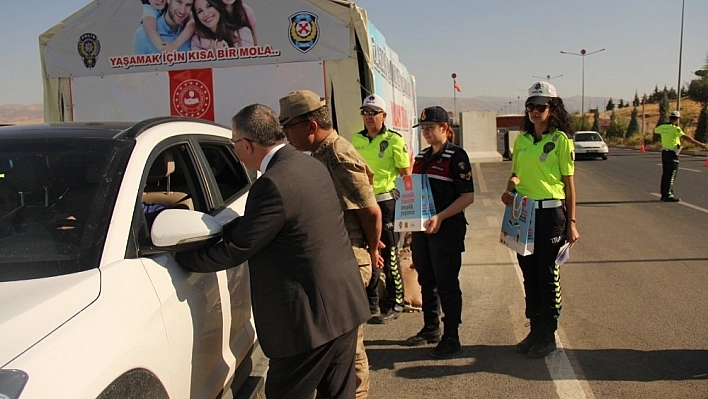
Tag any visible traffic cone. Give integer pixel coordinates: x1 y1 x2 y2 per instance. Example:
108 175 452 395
704 155 708 167
640 143 645 153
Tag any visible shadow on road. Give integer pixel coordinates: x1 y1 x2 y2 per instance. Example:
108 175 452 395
365 343 708 382
577 200 661 206
565 257 708 266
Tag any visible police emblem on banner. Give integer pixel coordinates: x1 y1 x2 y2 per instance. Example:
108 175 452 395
77 33 100 69
289 12 319 53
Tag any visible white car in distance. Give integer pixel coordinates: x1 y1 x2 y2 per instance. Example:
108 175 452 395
574 130 609 160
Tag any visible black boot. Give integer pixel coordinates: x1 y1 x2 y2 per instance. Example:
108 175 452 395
430 333 461 358
514 320 539 354
405 324 441 346
527 323 556 358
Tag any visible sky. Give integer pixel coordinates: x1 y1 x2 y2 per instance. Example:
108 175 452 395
1 0 707 106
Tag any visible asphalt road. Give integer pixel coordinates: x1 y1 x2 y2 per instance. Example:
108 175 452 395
363 148 708 399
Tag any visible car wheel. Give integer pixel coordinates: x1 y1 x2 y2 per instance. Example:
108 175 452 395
602 154 608 160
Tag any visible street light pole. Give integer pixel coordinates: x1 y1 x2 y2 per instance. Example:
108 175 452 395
451 72 457 125
676 0 685 112
560 48 606 122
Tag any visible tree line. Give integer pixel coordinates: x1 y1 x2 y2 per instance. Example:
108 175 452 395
586 54 708 143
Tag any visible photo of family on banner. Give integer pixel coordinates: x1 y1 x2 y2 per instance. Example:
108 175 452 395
394 174 436 232
500 193 535 256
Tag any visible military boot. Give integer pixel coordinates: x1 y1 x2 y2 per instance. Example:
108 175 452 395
527 323 557 358
430 333 461 358
405 324 441 346
514 320 539 354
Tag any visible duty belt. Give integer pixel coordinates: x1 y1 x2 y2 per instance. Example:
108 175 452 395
375 192 394 202
535 199 563 209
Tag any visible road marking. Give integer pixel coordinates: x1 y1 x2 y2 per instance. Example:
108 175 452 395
508 249 596 399
474 163 487 193
650 193 708 213
655 163 702 173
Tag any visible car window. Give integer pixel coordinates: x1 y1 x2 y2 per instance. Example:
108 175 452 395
136 143 209 250
576 133 602 142
198 142 250 207
0 138 133 281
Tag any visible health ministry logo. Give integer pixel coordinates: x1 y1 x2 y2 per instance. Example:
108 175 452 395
289 12 319 53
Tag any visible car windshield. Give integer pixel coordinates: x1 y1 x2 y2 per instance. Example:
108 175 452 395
575 133 603 142
0 138 133 282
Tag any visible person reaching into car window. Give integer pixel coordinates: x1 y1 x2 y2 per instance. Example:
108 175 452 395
175 104 370 399
500 81 579 358
653 110 708 202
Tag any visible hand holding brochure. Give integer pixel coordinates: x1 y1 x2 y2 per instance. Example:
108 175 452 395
394 174 436 232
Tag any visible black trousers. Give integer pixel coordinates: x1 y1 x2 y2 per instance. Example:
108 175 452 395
265 327 359 399
366 199 404 310
660 150 679 198
411 218 466 331
517 206 565 331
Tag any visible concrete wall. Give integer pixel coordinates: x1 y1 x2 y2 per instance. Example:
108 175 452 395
460 111 503 162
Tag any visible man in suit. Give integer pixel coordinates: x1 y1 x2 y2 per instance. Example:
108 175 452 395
176 104 370 399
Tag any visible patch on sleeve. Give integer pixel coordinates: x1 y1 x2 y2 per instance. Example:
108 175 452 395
457 161 472 180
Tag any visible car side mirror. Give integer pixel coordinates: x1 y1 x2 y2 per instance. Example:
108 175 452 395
151 209 222 250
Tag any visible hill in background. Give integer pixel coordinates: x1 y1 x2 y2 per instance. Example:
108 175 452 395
2 99 703 135
0 104 43 125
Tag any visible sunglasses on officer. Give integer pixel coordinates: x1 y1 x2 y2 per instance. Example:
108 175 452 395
360 109 382 116
525 103 549 113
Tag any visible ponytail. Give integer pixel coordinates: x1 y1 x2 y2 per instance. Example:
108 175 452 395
445 123 455 143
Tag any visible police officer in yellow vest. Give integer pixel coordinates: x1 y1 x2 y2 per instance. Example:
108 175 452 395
501 81 580 358
653 110 708 202
353 94 410 323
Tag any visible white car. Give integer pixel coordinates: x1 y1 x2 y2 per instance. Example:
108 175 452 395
0 118 259 399
574 131 609 160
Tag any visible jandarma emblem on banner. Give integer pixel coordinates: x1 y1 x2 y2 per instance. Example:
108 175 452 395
289 12 319 53
77 33 101 69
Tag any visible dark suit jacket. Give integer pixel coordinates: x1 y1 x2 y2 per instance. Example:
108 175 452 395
177 145 370 358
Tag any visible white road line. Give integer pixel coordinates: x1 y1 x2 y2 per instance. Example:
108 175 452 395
650 193 708 213
655 163 703 173
508 249 595 399
474 163 487 193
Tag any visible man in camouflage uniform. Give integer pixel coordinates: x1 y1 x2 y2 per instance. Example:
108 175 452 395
279 90 382 399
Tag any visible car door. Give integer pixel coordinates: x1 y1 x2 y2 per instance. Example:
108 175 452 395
192 139 255 369
133 140 241 399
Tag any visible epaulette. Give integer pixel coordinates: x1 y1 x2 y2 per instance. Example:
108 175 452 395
385 129 403 139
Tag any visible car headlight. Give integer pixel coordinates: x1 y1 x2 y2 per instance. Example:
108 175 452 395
0 370 28 399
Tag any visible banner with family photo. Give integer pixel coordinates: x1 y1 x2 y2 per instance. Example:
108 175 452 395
42 0 352 79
